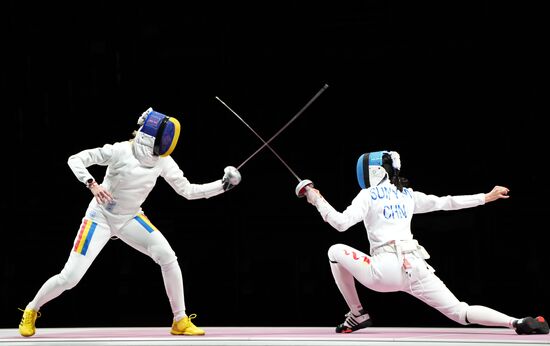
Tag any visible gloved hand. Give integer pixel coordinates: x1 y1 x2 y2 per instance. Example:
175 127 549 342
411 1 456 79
222 166 241 191
295 179 314 198
296 179 322 205
305 186 323 206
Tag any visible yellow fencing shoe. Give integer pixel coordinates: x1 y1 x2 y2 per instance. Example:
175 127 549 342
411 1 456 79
19 308 40 337
170 314 205 336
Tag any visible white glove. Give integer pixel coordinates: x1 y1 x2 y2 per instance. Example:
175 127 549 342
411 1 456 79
305 187 323 206
222 166 241 191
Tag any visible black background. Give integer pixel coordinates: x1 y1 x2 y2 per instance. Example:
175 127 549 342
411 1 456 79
2 0 547 329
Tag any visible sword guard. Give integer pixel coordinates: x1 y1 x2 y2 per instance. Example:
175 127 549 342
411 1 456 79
296 179 314 198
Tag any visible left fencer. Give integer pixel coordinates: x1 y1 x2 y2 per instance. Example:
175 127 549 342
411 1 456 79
18 107 241 337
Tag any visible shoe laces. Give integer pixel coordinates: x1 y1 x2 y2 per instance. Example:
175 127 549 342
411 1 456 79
343 312 357 327
18 308 40 326
344 310 368 327
186 314 198 326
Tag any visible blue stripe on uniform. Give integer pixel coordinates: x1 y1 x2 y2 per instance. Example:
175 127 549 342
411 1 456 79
134 215 156 233
80 222 97 256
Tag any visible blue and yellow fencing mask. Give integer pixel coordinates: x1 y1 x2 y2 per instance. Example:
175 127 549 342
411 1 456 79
133 108 181 167
138 108 181 157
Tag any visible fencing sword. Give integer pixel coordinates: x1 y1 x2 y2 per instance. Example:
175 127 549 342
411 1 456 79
215 84 328 197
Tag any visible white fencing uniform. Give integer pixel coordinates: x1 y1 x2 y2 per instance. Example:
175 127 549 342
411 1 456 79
26 140 225 321
312 179 516 327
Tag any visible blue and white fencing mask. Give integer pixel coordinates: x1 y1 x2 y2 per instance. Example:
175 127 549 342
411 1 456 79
133 107 181 166
356 151 401 189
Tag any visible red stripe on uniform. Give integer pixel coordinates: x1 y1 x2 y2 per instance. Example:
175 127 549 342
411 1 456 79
74 219 89 251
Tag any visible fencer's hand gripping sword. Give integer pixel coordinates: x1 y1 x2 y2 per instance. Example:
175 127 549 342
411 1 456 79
216 84 328 197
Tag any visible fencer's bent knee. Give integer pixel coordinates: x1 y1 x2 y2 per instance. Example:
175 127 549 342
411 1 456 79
57 269 84 290
161 258 180 273
150 244 177 266
443 301 469 325
328 244 345 262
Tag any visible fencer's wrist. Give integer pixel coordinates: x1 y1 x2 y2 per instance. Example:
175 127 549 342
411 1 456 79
312 193 325 207
86 178 98 189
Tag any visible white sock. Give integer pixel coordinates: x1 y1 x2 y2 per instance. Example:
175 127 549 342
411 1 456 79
174 312 187 322
466 305 516 328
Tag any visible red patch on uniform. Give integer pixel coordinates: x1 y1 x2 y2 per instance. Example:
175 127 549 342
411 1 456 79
343 249 371 265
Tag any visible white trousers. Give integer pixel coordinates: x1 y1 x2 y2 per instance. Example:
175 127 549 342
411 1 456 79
27 208 186 320
327 243 515 327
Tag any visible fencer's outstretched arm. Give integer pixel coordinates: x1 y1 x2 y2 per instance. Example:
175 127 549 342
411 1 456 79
162 158 241 200
303 185 509 232
412 185 510 214
304 187 364 232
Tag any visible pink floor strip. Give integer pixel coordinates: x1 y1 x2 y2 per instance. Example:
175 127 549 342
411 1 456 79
1 327 548 345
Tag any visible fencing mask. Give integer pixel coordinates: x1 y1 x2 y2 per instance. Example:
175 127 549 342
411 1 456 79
133 108 181 166
356 151 401 189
